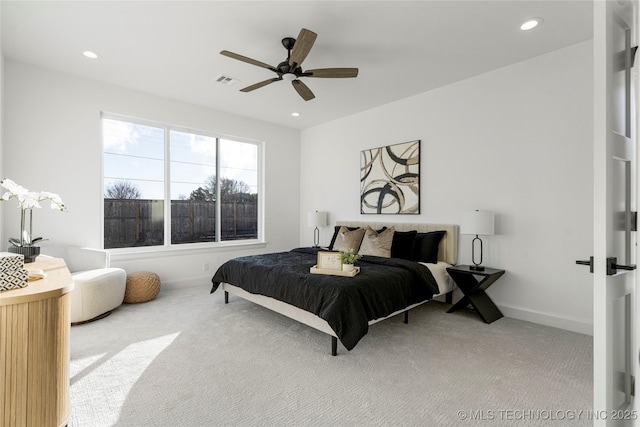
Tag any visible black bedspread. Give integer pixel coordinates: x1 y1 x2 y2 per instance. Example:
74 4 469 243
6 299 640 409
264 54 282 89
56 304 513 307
211 248 439 350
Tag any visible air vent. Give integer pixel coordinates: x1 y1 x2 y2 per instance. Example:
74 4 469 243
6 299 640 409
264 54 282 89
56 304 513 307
215 75 240 86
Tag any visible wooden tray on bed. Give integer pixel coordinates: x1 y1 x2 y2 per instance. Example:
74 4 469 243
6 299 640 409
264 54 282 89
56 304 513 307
310 265 360 277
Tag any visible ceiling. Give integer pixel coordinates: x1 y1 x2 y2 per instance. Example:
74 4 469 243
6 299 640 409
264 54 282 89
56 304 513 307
1 1 593 130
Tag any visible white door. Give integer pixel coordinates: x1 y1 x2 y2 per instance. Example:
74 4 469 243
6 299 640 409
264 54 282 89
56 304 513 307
592 0 638 424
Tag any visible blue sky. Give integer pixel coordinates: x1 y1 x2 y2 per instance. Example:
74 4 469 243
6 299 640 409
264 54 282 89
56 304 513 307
103 118 258 200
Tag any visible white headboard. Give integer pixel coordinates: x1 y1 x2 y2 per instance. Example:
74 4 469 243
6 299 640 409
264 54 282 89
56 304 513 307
336 221 459 265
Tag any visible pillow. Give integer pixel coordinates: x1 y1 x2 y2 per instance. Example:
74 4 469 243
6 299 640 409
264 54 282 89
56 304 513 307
328 225 386 250
413 230 446 264
358 226 395 258
332 226 366 253
328 226 358 250
391 230 417 260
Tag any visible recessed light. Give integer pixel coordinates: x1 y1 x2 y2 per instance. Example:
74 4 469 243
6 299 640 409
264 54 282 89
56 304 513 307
82 51 100 59
520 18 543 31
291 112 300 117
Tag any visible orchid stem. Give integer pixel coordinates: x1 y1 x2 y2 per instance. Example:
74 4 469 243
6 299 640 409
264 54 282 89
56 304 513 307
29 209 33 246
20 208 25 246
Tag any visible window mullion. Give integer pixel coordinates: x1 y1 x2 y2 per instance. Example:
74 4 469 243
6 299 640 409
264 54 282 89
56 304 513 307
215 138 221 242
164 127 171 246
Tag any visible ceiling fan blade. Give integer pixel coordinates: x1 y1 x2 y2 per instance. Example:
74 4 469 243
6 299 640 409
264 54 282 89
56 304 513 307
292 80 315 101
289 28 317 68
240 78 281 92
220 50 277 72
305 68 359 78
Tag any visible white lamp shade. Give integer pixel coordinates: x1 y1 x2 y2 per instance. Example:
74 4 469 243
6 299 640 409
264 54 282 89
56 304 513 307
308 211 328 228
460 211 495 236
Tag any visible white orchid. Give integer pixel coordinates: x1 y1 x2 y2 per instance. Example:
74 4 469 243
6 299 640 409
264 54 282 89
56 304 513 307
0 178 28 203
0 178 67 247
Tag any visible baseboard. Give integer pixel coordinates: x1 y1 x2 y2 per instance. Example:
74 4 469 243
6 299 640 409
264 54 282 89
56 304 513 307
497 302 593 336
160 275 213 291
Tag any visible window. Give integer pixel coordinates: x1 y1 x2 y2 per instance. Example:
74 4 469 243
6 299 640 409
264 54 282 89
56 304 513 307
102 115 260 249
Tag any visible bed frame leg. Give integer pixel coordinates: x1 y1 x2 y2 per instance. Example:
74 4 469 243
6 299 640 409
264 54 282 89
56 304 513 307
331 336 337 356
224 291 229 304
404 311 409 324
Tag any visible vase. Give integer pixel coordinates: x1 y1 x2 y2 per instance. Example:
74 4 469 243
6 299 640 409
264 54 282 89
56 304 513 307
8 246 41 263
342 263 354 272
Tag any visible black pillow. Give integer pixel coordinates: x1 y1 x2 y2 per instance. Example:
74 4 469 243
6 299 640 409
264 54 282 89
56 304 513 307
413 230 446 264
390 230 417 260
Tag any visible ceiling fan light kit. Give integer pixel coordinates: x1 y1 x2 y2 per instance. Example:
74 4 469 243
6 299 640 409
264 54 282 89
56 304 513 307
220 28 358 101
282 73 297 82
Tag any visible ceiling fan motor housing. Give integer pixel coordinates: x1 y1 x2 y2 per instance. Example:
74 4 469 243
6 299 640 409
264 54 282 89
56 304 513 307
277 61 302 76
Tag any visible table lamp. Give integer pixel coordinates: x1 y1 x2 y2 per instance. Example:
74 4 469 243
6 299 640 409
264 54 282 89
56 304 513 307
460 210 495 271
308 211 327 248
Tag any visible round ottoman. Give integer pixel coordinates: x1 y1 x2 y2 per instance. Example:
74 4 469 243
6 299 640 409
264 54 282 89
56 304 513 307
125 271 161 303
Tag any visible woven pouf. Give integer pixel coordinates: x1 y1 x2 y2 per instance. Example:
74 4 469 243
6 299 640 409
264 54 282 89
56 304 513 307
124 271 161 303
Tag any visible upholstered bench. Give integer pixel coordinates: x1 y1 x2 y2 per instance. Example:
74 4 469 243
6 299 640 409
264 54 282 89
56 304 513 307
70 267 127 323
40 246 126 324
125 271 161 303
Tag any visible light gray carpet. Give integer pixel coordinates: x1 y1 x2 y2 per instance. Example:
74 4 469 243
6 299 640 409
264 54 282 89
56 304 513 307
68 284 593 426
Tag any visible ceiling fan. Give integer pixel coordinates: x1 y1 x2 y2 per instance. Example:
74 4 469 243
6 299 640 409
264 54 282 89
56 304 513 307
220 28 358 101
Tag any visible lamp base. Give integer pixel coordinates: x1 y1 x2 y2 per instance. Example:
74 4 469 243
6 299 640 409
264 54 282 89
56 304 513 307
313 227 320 248
470 235 485 272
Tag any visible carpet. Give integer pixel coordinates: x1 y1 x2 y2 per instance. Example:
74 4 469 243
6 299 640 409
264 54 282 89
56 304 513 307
68 284 593 426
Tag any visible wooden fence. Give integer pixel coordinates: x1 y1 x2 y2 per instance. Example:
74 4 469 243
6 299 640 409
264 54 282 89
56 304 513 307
104 199 257 248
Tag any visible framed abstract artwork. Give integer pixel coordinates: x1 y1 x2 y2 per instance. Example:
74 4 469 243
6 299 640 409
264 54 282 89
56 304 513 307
360 140 420 214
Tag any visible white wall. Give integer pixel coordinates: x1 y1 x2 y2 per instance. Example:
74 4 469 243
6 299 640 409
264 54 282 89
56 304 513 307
300 41 594 334
0 7 4 247
3 60 301 288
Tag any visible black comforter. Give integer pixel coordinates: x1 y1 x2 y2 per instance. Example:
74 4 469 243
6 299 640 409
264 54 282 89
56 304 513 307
211 247 439 350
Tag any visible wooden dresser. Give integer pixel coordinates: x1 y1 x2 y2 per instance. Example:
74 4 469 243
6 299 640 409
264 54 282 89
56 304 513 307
0 256 74 427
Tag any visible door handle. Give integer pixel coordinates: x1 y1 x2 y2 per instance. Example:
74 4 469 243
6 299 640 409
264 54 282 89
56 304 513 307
607 257 637 275
575 257 637 275
576 256 594 273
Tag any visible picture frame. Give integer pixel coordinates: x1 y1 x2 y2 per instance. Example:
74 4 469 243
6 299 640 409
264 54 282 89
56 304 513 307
360 139 420 214
317 251 342 271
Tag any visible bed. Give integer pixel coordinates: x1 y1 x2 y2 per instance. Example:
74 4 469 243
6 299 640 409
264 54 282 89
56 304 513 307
211 221 458 355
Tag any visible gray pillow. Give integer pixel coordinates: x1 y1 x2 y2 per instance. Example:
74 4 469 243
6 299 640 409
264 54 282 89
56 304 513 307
358 226 395 258
332 226 366 253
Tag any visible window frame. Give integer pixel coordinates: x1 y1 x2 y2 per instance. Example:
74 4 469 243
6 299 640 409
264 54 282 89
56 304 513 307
101 112 265 254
